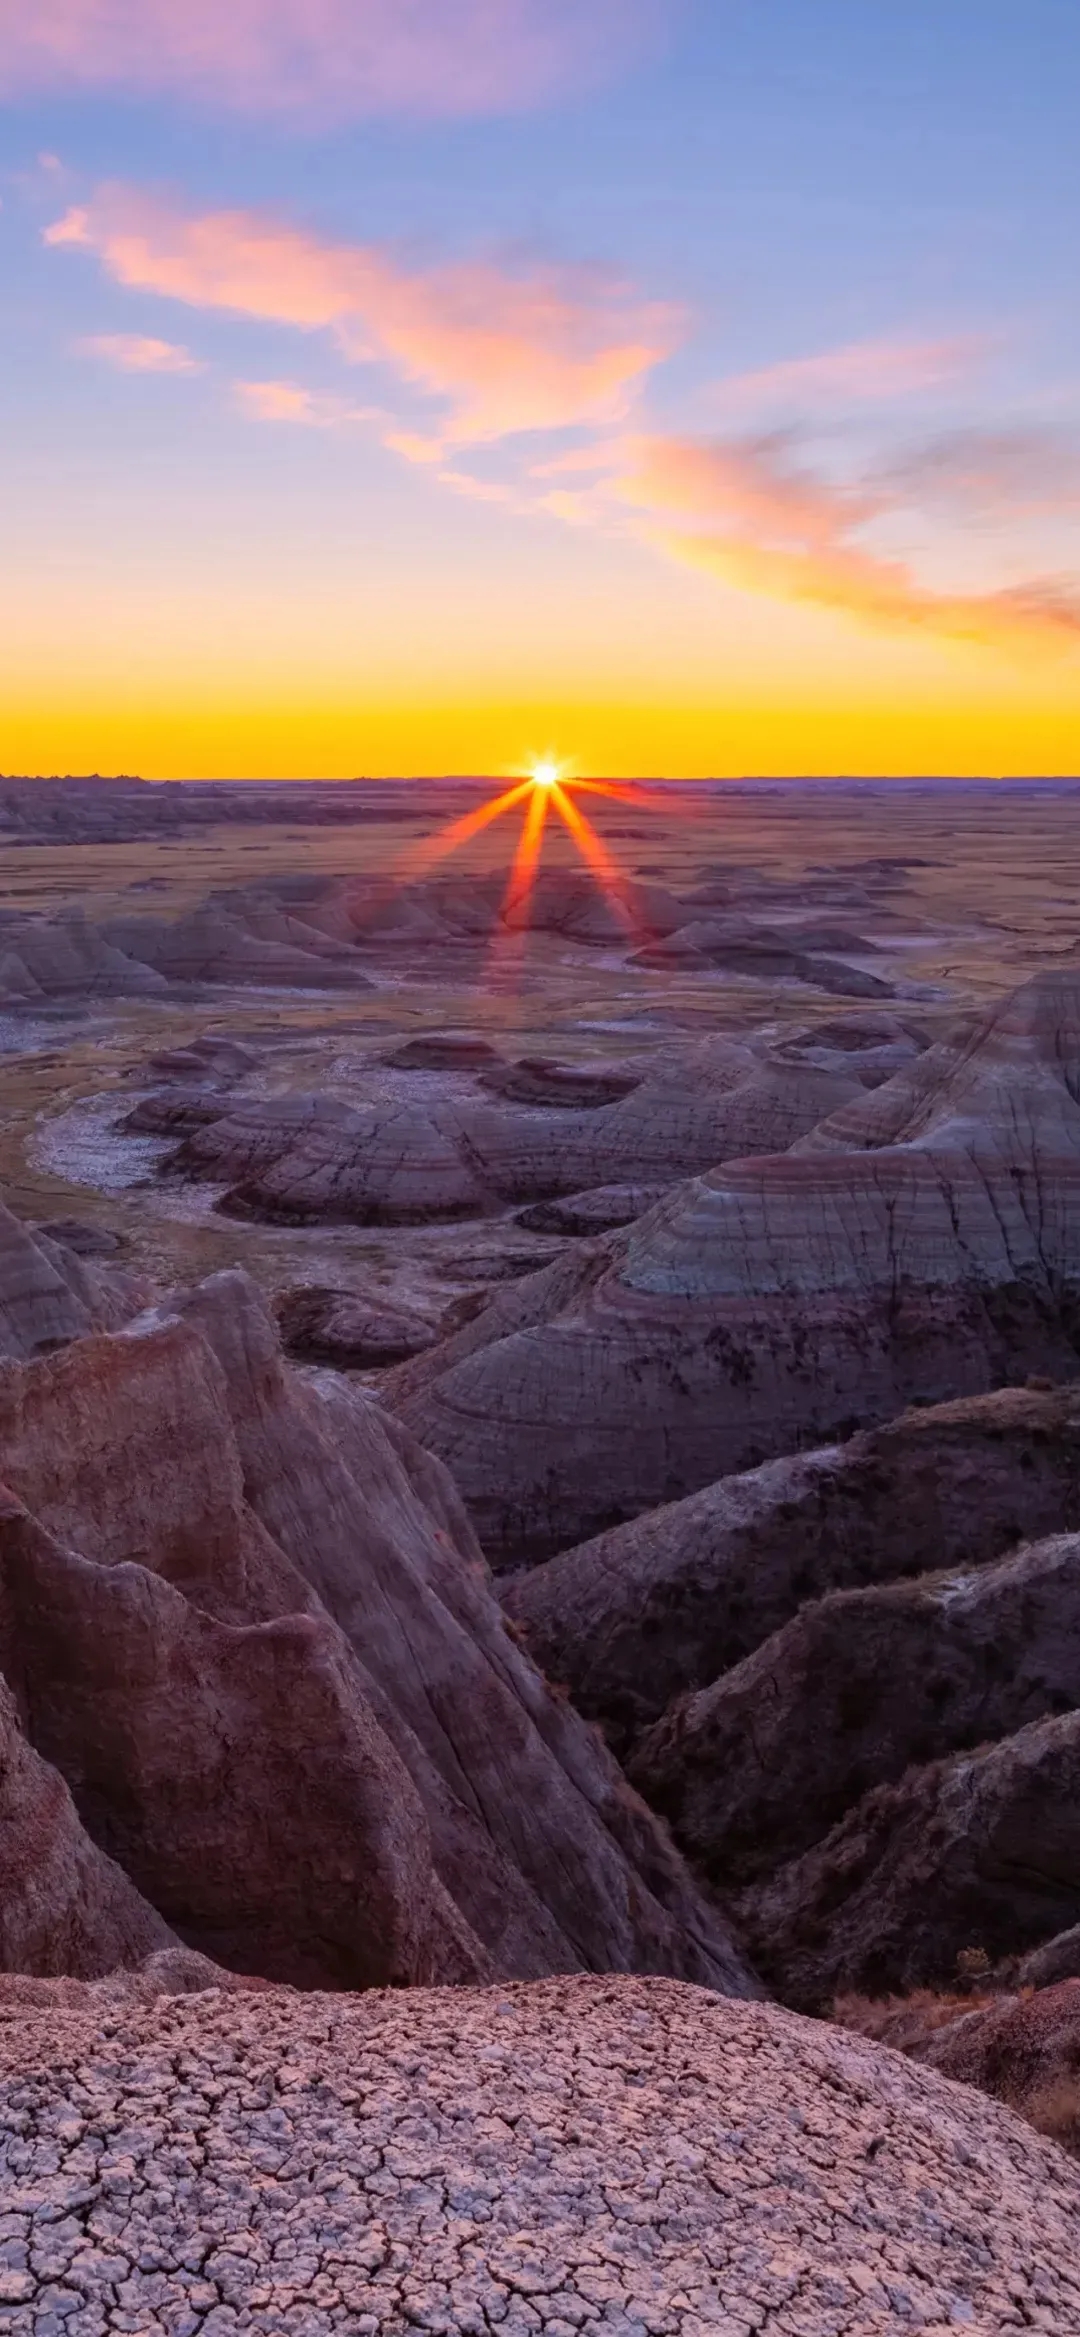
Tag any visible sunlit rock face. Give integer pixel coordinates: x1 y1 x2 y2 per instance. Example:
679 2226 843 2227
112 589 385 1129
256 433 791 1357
0 910 169 1003
387 971 1080 1561
0 1268 756 1997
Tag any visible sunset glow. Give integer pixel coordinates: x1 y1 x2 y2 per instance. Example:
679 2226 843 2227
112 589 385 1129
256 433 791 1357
1 5 1077 775
392 766 652 965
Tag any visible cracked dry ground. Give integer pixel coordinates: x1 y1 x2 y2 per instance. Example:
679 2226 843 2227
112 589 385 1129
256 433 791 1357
3 1980 1080 2337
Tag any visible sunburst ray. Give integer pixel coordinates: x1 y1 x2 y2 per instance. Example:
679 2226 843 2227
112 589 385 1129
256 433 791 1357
378 763 659 981
549 782 645 940
396 777 534 884
488 780 552 985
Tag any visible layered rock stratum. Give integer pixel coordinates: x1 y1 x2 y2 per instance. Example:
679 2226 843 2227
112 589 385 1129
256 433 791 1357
0 1204 146 1363
0 1262 754 1998
0 854 932 1006
165 1031 870 1225
632 1531 1080 1891
387 970 1080 1559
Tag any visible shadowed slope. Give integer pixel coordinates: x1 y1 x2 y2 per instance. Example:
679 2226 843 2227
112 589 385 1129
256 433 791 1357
502 1382 1080 1749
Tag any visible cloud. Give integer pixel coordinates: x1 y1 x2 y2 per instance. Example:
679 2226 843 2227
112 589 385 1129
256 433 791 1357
78 331 202 373
47 186 677 445
233 377 378 426
882 427 1080 518
618 432 1080 653
0 0 661 119
711 336 983 417
618 431 882 547
46 184 1077 662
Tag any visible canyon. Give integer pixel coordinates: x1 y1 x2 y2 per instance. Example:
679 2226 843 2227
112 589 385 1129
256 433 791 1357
5 775 1080 2325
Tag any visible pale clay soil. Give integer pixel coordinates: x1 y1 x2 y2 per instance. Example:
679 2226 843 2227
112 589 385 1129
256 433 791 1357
3 1976 1080 2337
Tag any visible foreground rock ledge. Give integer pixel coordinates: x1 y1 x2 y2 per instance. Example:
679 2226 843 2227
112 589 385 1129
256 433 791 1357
1 1976 1078 2335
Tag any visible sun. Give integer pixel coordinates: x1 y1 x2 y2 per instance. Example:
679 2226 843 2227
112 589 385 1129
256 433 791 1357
395 761 664 973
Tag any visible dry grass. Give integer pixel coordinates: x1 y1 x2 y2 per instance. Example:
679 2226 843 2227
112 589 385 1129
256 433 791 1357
1024 2076 1080 2154
833 1987 996 2056
835 1984 1080 2161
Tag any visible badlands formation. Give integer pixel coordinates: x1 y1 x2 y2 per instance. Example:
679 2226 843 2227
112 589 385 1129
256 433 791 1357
5 777 1080 2322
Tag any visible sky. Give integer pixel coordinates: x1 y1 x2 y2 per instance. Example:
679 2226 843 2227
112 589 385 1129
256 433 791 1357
1 0 1078 778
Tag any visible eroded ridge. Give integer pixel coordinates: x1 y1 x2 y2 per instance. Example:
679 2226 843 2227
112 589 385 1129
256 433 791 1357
2 1974 1079 2335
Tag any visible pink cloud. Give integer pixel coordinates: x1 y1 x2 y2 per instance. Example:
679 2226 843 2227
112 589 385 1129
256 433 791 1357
617 432 882 549
233 378 377 426
712 336 984 415
47 186 677 445
78 331 202 373
618 432 1080 653
0 0 660 119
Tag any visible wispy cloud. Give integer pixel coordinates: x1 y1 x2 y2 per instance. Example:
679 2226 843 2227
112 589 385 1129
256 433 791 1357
0 0 661 119
617 432 1080 652
710 336 984 417
47 186 678 446
78 330 202 374
881 427 1080 518
232 377 378 426
45 184 1080 660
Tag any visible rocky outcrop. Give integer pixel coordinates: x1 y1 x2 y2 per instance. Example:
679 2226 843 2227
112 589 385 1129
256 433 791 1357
382 1032 502 1069
0 1202 145 1362
423 866 688 944
1019 1922 1080 1987
479 1053 646 1107
205 1093 494 1221
32 1220 124 1258
504 1384 1080 2013
515 1181 669 1234
0 1486 473 1990
480 1036 861 1197
923 1980 1080 2153
0 909 168 1001
275 1282 440 1367
173 1034 864 1227
502 1383 1080 1746
765 1010 929 1086
794 966 1080 1159
0 1670 177 1980
2 1974 1079 2335
736 1710 1080 2007
633 922 895 998
835 1975 1080 2156
0 1273 756 1996
139 1035 262 1083
122 1089 236 1135
388 971 1080 1560
631 1531 1080 1887
102 900 376 990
